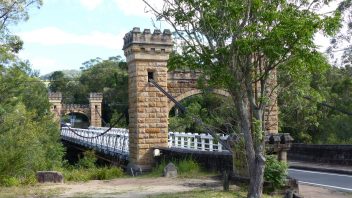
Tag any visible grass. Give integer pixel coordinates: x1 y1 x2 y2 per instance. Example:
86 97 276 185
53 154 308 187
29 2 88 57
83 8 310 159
148 189 282 198
62 166 124 182
147 158 217 178
0 185 65 198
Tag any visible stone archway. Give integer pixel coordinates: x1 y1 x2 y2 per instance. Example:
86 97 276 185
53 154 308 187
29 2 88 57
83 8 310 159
48 92 103 127
168 89 231 112
63 112 90 129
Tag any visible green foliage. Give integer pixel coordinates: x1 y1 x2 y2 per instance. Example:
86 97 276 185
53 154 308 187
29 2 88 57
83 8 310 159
0 0 65 187
151 158 201 177
63 167 123 182
177 159 200 175
280 65 352 144
47 56 128 127
169 94 237 134
0 0 42 59
77 150 97 169
62 150 123 182
264 156 288 191
0 63 64 187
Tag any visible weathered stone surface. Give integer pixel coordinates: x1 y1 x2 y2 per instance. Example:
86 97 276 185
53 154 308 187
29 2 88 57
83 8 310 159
163 162 178 178
49 92 103 127
126 163 143 176
36 171 64 183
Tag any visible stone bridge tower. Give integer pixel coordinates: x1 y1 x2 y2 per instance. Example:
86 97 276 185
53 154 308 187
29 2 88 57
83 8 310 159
123 27 173 170
48 92 103 127
48 92 62 121
89 93 103 127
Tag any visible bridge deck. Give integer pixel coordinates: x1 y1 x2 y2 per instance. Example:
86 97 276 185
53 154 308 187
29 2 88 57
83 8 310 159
61 127 229 160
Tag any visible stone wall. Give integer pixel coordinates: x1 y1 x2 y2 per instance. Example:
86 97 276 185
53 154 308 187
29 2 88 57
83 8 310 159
288 144 352 165
155 147 233 172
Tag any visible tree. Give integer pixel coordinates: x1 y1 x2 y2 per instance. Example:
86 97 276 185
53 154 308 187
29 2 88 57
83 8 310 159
143 1 345 197
79 56 128 126
49 71 68 92
327 1 352 67
169 94 237 134
1 0 42 60
0 0 64 185
0 62 64 185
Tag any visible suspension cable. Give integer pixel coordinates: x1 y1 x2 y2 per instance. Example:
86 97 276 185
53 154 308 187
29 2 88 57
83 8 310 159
148 79 233 153
58 108 127 139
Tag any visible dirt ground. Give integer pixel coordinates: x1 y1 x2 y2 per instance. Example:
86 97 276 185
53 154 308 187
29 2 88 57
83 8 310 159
39 177 226 198
1 177 352 198
299 184 352 198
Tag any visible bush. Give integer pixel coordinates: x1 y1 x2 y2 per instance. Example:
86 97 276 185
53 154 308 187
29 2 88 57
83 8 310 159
264 155 288 191
92 167 124 180
177 159 200 175
63 167 123 182
0 174 37 187
151 158 201 177
77 150 97 169
61 150 123 182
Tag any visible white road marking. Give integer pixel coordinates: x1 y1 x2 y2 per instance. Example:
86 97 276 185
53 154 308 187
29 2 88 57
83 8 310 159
299 181 352 192
289 168 352 178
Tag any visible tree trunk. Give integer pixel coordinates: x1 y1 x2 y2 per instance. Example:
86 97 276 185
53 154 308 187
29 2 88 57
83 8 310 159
248 107 266 198
233 91 266 198
248 153 265 198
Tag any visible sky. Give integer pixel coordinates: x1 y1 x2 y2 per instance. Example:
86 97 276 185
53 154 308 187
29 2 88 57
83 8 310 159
9 0 343 75
10 0 167 75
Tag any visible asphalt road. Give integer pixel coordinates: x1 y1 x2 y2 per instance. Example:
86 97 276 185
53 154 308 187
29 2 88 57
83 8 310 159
288 168 352 192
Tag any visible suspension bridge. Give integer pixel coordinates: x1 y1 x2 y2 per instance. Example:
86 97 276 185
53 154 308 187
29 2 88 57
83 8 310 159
60 126 230 162
55 27 292 171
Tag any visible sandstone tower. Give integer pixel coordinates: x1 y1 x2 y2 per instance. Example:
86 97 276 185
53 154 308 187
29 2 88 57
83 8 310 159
123 27 173 169
48 92 62 121
89 93 103 127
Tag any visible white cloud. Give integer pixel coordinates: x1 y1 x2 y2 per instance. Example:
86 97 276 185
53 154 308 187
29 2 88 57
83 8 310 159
18 27 125 50
114 0 163 17
19 54 60 74
79 0 103 10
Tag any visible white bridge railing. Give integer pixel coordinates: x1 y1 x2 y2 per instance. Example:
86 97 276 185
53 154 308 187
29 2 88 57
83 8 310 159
61 127 229 158
61 127 129 158
168 132 229 152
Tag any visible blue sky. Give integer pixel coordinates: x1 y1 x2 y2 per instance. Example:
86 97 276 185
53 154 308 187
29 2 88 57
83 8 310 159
9 0 343 75
10 0 167 75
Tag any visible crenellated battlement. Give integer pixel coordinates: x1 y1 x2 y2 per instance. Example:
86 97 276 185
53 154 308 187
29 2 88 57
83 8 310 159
122 27 173 56
48 92 62 101
89 92 103 100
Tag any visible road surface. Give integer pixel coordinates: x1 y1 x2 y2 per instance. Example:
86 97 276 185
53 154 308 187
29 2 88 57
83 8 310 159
289 168 352 192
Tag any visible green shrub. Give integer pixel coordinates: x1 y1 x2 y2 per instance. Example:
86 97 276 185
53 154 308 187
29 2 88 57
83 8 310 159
264 155 288 191
0 174 37 187
0 177 21 187
151 158 201 177
149 160 167 177
63 167 123 182
63 168 92 182
77 150 97 169
177 159 200 175
92 167 124 180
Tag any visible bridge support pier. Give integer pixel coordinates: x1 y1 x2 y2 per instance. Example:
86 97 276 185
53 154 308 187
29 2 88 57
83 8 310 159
123 27 173 170
49 92 62 122
89 93 103 127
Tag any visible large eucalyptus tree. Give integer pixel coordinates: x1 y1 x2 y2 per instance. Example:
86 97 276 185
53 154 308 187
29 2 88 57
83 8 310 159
143 0 347 197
